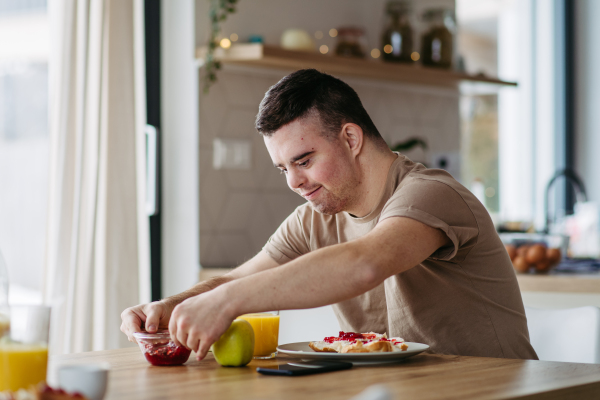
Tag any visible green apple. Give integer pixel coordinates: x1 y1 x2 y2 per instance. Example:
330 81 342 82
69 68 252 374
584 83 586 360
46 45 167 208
212 319 255 367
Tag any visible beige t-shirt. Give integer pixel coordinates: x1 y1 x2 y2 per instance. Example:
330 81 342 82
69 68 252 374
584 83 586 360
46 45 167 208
264 154 538 359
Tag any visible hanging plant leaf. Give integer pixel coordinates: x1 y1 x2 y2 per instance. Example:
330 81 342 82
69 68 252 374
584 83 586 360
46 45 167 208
390 137 428 152
203 0 238 93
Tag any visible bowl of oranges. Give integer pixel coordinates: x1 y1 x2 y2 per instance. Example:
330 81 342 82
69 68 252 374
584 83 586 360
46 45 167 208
499 233 568 274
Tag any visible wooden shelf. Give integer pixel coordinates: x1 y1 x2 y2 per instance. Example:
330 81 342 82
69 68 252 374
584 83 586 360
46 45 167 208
196 44 517 89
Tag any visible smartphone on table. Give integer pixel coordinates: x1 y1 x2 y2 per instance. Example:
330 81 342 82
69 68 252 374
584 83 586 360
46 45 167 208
256 360 352 376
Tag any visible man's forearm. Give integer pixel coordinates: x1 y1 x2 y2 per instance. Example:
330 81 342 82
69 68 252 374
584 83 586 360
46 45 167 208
162 274 234 308
214 217 446 319
161 250 280 309
218 241 379 317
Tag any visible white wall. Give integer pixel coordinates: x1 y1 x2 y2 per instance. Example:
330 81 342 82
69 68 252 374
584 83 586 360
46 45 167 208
575 0 600 204
279 307 340 344
161 0 200 296
497 1 534 223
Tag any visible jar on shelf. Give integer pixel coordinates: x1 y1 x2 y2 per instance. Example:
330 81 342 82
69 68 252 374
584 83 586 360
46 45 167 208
381 0 414 63
421 8 455 69
334 27 367 58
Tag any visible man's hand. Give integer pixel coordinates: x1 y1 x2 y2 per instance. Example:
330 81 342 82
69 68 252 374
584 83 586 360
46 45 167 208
168 287 235 361
119 251 279 345
120 300 175 342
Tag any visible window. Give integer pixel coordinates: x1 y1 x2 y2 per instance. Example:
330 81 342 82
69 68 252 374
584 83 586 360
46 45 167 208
457 0 501 216
458 0 562 229
460 94 499 213
0 0 49 304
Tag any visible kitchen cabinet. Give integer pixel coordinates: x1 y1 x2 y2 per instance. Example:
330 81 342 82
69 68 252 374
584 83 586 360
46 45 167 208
517 274 600 309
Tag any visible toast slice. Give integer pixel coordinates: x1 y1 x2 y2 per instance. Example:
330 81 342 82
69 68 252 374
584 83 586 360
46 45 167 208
309 331 408 354
341 340 394 353
308 340 352 353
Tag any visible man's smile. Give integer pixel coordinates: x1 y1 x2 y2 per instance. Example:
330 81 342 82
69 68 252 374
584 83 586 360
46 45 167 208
302 186 322 200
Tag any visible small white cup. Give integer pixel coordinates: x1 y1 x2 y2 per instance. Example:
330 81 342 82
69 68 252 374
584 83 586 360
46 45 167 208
57 363 110 400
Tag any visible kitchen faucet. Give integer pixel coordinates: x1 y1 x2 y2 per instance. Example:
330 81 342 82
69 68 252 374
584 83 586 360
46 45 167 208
543 168 588 234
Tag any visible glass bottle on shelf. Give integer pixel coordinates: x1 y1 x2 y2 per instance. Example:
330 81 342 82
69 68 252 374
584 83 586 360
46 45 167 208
421 8 455 69
0 247 9 337
381 0 414 63
335 27 367 58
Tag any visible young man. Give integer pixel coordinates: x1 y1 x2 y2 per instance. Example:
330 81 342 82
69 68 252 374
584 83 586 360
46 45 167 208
121 69 537 361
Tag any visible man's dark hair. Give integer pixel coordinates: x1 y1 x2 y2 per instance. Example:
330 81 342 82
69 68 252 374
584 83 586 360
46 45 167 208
255 69 386 147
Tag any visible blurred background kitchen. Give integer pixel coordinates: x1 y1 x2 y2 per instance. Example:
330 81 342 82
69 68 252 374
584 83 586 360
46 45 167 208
1 0 599 359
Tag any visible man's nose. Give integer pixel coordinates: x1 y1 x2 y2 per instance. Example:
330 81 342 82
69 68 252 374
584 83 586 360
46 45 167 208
286 169 306 191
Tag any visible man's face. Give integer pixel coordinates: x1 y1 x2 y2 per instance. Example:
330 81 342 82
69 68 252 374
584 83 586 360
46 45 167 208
264 116 361 215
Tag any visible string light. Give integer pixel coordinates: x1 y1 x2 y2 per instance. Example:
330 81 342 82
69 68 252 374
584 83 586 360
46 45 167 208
329 28 338 37
230 33 238 42
320 45 329 54
383 44 393 54
371 49 381 58
411 52 420 61
220 38 232 49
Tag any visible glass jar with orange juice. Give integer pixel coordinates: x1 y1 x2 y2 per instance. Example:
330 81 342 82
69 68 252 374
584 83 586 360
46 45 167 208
0 305 50 392
237 311 279 359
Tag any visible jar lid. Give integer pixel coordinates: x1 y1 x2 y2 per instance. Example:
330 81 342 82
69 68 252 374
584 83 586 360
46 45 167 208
132 330 171 340
336 27 365 37
386 0 412 14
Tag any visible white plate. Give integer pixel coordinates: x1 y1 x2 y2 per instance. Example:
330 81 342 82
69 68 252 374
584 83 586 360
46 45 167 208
277 341 429 362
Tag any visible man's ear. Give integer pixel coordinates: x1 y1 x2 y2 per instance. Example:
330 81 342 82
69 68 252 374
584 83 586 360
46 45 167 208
341 123 364 157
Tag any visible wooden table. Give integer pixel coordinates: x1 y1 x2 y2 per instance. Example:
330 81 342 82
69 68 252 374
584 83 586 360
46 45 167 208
49 347 600 399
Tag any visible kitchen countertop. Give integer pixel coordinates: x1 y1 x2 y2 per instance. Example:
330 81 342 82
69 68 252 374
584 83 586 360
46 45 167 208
516 273 600 293
49 347 600 399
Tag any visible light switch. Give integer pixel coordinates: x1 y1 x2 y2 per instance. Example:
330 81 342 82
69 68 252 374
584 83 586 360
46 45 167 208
213 138 252 170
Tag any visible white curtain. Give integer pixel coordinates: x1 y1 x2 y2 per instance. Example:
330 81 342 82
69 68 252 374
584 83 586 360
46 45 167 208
44 0 150 354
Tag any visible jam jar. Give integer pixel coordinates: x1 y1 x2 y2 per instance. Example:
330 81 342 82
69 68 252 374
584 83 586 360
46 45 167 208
133 330 192 366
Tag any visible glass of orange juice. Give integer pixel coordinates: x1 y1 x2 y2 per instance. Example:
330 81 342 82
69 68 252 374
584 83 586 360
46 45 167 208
237 311 279 359
0 305 50 392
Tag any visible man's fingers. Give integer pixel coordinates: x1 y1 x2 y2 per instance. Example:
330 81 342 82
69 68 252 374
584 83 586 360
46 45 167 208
120 309 143 342
169 316 181 347
197 339 212 361
124 321 142 342
119 321 135 342
144 306 162 333
176 331 189 350
186 332 201 353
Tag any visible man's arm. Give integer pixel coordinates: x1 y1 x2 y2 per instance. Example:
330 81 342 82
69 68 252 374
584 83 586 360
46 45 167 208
169 216 450 358
161 250 279 308
120 250 279 341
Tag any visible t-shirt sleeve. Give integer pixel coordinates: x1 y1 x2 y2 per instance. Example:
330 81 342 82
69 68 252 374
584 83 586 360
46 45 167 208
379 177 479 261
263 205 311 264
